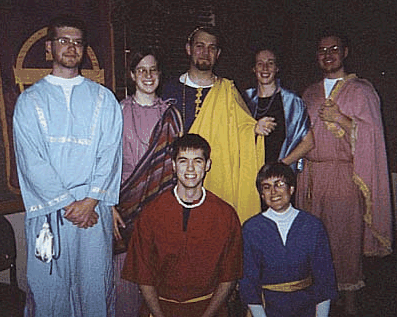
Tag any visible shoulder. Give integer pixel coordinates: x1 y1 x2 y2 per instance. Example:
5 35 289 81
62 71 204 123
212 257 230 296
244 87 256 99
346 76 378 94
142 190 175 214
295 209 325 231
242 213 264 230
280 87 301 100
163 77 182 89
205 190 241 223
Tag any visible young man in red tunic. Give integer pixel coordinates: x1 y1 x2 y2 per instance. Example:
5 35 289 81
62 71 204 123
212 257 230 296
122 134 243 317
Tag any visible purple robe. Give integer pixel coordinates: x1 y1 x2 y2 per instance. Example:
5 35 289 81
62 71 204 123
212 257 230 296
296 75 392 290
116 96 170 317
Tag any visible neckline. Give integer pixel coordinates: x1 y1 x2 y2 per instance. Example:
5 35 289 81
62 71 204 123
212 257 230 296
173 186 206 209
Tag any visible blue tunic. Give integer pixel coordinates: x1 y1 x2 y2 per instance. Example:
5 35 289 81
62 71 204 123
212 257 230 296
240 210 337 317
13 75 123 317
243 85 310 172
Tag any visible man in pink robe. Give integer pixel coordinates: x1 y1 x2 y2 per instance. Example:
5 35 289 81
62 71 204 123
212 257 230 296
290 29 392 315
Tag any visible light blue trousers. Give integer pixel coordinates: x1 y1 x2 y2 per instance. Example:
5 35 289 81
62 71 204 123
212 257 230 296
24 205 115 317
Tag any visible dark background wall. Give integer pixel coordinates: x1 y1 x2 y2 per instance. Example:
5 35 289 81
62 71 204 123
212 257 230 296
112 0 397 172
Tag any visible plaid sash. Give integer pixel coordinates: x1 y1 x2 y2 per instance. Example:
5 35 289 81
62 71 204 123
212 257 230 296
114 106 183 254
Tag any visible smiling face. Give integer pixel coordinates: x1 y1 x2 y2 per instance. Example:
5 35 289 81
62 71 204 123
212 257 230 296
186 30 220 71
46 26 84 75
260 176 294 213
131 54 160 96
254 50 278 87
317 36 348 78
172 148 211 191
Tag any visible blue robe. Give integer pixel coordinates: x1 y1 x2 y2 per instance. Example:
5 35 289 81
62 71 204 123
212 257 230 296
240 210 337 317
13 75 123 317
243 85 310 172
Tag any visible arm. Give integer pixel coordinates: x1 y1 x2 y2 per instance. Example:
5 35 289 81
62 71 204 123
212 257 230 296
87 90 123 206
13 92 75 216
281 129 314 165
318 99 353 133
140 285 165 317
255 117 277 136
112 206 126 240
202 281 236 317
63 197 99 228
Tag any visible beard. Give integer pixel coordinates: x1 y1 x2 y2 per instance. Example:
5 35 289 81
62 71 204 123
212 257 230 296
193 58 213 71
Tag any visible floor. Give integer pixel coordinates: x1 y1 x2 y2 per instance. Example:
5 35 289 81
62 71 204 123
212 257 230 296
330 254 397 317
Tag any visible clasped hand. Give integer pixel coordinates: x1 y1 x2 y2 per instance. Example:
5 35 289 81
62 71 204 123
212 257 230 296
64 197 99 229
318 99 341 122
255 117 276 136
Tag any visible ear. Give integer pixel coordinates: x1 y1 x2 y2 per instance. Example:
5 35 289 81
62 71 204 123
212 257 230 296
172 160 176 172
343 46 349 59
289 186 295 196
186 43 192 56
130 71 136 82
45 40 52 54
216 48 221 59
205 158 212 172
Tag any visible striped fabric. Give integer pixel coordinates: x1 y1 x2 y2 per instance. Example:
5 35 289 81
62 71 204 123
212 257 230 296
114 106 183 254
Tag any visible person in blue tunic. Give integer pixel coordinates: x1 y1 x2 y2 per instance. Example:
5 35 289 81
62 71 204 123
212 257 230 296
242 47 313 171
240 163 337 317
13 15 122 316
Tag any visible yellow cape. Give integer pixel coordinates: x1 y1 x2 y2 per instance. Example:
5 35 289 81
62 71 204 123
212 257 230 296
189 78 264 223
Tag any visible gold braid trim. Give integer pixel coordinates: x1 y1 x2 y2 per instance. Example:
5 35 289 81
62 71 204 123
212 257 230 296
324 74 357 139
158 293 213 304
262 276 312 292
352 172 392 254
194 87 203 118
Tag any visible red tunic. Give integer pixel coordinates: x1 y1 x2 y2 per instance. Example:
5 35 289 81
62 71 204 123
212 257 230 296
122 189 243 317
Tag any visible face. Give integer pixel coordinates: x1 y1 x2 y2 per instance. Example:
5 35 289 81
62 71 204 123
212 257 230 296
260 176 294 213
46 27 84 71
254 50 278 86
186 30 220 71
172 148 211 190
317 36 348 77
131 55 160 96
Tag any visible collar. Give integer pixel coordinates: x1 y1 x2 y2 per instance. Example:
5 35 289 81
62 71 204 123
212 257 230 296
179 72 214 89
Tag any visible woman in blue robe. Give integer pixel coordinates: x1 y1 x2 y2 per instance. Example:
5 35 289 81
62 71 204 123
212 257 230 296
240 163 337 316
242 47 312 172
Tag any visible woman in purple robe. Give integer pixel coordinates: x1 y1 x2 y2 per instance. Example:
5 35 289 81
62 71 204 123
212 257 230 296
113 47 171 317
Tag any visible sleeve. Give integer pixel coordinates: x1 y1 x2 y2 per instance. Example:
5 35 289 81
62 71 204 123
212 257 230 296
13 91 75 217
121 101 135 183
310 221 338 303
88 90 123 206
239 222 263 305
218 210 243 282
121 208 157 285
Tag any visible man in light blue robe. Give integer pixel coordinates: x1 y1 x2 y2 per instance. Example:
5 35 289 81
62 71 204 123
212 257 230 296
13 15 122 317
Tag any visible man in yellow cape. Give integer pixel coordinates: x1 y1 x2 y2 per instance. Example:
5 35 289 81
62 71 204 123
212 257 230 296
163 26 264 223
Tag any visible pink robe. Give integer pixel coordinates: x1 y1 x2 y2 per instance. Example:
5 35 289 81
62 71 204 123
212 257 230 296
116 96 169 317
296 75 392 291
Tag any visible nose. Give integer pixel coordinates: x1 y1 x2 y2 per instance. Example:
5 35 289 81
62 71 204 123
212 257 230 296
186 160 194 171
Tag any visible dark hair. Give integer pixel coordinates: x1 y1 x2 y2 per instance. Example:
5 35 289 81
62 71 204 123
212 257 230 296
256 162 296 194
171 134 211 161
251 44 281 69
129 47 162 72
316 28 349 50
187 26 222 50
47 14 87 42
129 47 162 94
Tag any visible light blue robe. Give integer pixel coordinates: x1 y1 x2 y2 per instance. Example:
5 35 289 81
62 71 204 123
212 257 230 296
13 75 123 317
243 84 310 172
